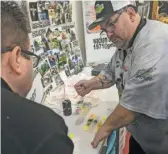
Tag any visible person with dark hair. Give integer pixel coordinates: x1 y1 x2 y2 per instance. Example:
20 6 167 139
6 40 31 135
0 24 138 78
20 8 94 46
75 1 168 154
1 1 74 154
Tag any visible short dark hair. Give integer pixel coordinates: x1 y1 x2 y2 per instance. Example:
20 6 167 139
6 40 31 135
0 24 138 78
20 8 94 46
1 1 29 50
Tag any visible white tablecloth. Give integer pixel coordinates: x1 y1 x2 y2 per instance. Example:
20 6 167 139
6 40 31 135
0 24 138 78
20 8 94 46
44 67 119 154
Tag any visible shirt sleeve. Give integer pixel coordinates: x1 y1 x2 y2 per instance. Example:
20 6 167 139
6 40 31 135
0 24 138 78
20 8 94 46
120 41 168 119
99 50 117 85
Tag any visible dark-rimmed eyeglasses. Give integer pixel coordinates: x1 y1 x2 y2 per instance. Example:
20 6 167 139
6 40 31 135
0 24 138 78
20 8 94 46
100 9 124 37
1 47 40 68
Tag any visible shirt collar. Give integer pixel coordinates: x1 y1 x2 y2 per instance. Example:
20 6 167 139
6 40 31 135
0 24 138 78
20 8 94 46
1 78 13 92
128 18 147 48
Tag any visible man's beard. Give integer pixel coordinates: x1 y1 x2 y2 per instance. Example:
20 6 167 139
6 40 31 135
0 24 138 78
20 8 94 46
110 38 129 49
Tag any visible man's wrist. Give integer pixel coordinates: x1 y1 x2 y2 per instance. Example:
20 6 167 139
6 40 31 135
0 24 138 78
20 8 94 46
89 77 102 90
96 77 104 88
103 121 114 133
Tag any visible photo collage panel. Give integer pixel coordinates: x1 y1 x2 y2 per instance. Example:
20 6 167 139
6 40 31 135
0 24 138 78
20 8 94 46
27 1 83 96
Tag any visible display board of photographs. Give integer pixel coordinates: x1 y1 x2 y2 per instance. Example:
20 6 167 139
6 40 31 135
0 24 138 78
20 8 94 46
27 1 84 98
29 1 72 30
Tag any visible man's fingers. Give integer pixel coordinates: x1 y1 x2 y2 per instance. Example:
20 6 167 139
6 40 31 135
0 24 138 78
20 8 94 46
74 82 87 97
74 85 82 90
78 90 85 95
91 137 100 148
76 87 85 93
91 130 108 148
75 86 83 91
74 84 86 91
78 90 86 97
74 81 84 87
91 133 102 148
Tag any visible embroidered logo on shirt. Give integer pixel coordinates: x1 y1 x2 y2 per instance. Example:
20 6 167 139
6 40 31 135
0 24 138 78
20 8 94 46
135 67 156 81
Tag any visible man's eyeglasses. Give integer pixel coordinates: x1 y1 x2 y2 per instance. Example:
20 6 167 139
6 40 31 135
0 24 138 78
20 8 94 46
1 47 40 68
100 9 124 37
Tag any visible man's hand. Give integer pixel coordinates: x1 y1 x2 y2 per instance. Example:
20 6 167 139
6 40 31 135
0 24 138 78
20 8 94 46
91 104 136 148
91 125 110 148
74 80 93 97
74 75 113 97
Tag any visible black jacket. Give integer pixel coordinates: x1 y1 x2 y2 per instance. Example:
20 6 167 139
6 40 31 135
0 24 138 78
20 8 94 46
1 78 74 154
